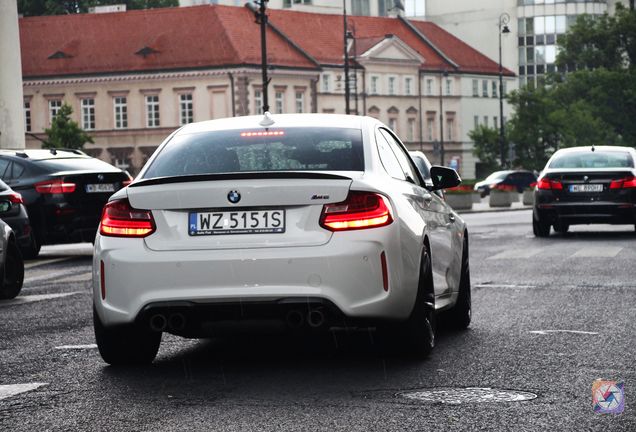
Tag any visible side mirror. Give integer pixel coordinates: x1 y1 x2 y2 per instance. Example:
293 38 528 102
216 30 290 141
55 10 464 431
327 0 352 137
0 200 12 213
430 166 461 191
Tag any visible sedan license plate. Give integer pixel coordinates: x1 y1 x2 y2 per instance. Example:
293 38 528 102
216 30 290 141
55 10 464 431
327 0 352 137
569 184 603 193
85 183 115 193
188 210 285 236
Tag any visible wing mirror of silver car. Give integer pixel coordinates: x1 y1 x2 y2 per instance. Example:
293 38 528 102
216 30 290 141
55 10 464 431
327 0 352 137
430 166 462 191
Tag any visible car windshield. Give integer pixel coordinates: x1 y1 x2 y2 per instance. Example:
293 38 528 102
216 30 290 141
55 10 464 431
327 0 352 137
143 127 364 179
484 171 509 181
549 151 634 169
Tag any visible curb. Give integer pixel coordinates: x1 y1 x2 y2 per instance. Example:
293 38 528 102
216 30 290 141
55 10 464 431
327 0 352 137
456 206 532 215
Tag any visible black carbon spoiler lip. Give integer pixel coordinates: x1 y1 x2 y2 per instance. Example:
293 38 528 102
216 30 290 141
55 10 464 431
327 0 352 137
129 171 354 188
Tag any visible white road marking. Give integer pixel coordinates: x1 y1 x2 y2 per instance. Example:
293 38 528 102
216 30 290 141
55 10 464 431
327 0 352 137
0 292 81 307
54 344 97 350
24 257 73 270
487 249 541 260
529 330 599 335
571 247 622 258
0 383 47 401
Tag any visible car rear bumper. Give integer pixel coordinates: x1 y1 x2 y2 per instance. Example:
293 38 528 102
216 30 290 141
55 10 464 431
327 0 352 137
535 202 636 225
93 226 417 327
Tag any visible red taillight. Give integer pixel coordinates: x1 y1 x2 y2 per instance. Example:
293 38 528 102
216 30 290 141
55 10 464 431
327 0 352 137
380 251 389 292
536 178 563 190
320 191 393 231
7 193 23 204
100 260 106 300
35 178 76 194
99 199 155 237
610 176 636 189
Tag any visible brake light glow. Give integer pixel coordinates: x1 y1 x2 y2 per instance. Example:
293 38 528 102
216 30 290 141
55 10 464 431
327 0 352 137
610 176 636 189
35 179 76 194
240 131 285 137
99 199 155 237
536 178 563 190
320 191 393 231
7 193 23 204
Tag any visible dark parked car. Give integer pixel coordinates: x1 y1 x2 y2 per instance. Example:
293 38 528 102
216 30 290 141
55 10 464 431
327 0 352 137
474 170 537 197
533 146 636 237
0 179 35 258
0 149 131 257
0 218 24 300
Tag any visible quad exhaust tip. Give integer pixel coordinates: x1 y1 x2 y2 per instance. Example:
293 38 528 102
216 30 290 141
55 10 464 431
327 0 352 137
285 309 304 328
149 314 167 332
307 309 325 328
168 313 186 332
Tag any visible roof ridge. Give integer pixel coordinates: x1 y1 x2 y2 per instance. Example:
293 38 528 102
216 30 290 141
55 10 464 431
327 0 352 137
397 15 459 70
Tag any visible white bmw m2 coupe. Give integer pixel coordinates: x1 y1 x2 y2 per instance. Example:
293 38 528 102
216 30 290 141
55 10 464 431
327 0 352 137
93 114 471 364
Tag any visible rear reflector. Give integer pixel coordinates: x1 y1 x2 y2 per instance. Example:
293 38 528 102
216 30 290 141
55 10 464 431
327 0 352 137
380 251 389 292
320 191 393 231
35 178 76 194
536 178 563 190
100 260 106 300
7 193 23 204
610 176 636 189
99 199 155 237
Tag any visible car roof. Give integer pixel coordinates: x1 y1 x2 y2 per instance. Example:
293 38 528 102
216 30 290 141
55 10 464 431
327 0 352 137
553 145 636 154
177 113 369 135
0 148 89 161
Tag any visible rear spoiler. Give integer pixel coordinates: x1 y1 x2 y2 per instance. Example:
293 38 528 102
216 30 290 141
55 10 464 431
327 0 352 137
130 172 353 188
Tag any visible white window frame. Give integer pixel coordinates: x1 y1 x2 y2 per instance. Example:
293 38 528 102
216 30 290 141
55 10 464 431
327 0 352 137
24 100 31 132
145 95 160 128
179 93 194 125
426 79 434 96
322 74 330 93
49 99 62 125
492 81 498 98
446 117 455 141
388 117 397 133
445 79 452 96
388 76 397 95
426 117 434 141
254 89 263 115
295 91 304 113
404 76 413 96
472 79 479 97
370 75 379 95
275 91 284 114
407 118 415 142
81 98 95 130
114 96 128 129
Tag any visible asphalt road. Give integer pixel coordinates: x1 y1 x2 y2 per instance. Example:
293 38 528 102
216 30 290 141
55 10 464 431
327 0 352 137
1 210 635 431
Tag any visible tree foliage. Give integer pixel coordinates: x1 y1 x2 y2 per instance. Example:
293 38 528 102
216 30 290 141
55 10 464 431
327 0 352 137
501 4 636 171
44 103 94 150
469 125 505 172
18 0 177 16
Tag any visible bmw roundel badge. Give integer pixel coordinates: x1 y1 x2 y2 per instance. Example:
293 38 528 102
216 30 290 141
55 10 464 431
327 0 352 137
228 190 241 204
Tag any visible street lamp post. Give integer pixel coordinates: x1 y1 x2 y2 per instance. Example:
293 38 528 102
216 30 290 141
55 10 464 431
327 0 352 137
498 13 510 169
438 70 448 166
343 0 351 114
257 0 270 113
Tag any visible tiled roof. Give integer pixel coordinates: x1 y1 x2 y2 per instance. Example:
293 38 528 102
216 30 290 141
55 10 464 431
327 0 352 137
19 4 513 78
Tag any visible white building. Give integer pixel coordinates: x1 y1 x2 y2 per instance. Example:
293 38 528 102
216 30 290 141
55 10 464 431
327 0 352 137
425 0 628 87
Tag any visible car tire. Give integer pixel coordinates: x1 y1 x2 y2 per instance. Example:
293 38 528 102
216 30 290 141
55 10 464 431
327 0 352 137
94 306 162 365
445 235 471 330
553 222 569 234
533 213 550 237
381 243 436 359
21 232 41 260
0 240 24 300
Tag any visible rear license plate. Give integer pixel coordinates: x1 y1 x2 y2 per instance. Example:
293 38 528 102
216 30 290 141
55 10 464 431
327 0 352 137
188 210 285 236
85 183 115 193
569 184 603 193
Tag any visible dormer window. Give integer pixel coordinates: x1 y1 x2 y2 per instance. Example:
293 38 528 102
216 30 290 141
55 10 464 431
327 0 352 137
135 46 160 58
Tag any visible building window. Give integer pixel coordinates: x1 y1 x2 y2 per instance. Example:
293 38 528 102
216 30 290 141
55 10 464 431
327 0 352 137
474 115 479 130
388 76 396 95
370 76 379 94
81 98 95 130
49 99 62 124
179 93 193 125
295 91 304 113
322 74 330 92
407 118 416 142
492 81 498 98
254 90 263 115
405 77 413 96
426 79 433 96
146 95 160 128
426 116 435 141
483 116 488 128
352 0 370 16
388 117 397 133
446 116 455 142
494 116 498 128
445 79 452 96
472 79 479 97
503 81 508 96
114 97 127 129
482 80 488 97
275 91 284 114
24 100 31 132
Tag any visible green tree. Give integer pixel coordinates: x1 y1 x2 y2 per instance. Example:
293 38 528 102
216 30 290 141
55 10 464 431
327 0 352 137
44 103 94 150
18 0 177 16
469 125 504 172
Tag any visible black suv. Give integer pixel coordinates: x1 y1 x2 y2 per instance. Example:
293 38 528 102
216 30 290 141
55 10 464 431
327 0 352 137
0 149 131 257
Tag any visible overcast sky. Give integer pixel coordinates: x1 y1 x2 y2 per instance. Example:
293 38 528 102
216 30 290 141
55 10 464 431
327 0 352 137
405 0 425 16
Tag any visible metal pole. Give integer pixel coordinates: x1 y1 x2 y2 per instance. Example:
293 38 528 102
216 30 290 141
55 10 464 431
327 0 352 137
439 72 445 166
498 13 509 169
343 0 351 114
259 0 270 113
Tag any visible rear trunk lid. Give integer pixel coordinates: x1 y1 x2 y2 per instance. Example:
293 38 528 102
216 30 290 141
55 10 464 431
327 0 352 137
127 173 354 251
545 169 635 202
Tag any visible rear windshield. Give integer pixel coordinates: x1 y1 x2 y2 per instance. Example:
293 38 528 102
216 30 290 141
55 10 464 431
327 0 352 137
143 127 364 179
549 151 634 169
35 157 119 173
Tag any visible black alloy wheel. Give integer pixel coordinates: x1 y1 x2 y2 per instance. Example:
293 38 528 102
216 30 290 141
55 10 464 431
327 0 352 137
446 235 471 330
0 240 24 300
533 213 550 238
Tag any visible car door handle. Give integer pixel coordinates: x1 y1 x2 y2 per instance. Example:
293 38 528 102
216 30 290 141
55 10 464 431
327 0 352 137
448 214 455 223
